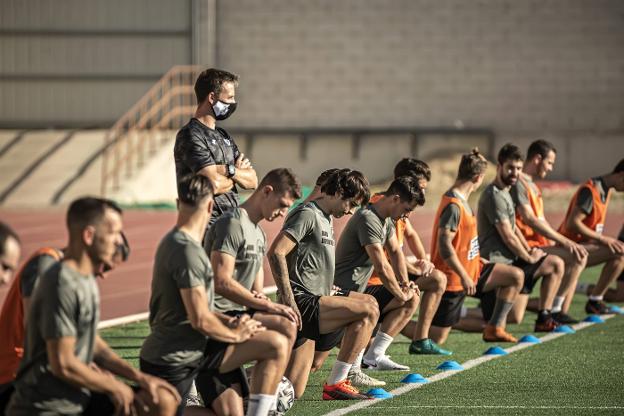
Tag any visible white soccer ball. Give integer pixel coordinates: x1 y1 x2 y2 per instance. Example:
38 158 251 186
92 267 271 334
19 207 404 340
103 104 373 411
270 376 295 415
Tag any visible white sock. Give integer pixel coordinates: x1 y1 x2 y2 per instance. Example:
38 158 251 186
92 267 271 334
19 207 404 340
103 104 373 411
589 295 604 301
363 331 393 363
352 349 364 370
327 360 352 385
551 296 565 313
246 394 276 416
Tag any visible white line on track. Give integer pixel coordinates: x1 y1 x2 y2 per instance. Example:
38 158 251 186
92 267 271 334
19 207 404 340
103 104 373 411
97 285 278 329
323 315 615 416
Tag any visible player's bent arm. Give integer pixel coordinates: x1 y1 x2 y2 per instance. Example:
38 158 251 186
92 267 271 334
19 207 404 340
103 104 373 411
179 286 250 343
366 243 405 299
384 234 410 285
516 203 567 245
495 220 532 262
211 251 271 311
566 205 604 243
438 228 472 283
197 165 235 195
47 337 122 394
268 233 298 307
403 220 427 260
93 335 144 382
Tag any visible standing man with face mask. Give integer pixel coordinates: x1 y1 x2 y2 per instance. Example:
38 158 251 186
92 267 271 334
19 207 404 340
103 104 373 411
174 68 258 232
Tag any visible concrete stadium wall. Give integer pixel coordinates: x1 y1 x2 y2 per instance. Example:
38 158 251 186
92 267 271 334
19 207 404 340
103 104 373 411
0 0 193 127
216 0 624 134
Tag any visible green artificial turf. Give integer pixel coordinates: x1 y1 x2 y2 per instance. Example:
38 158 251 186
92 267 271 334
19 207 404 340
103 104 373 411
102 265 624 415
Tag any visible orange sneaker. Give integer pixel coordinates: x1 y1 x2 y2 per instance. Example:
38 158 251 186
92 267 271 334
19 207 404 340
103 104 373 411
482 324 518 343
322 379 370 400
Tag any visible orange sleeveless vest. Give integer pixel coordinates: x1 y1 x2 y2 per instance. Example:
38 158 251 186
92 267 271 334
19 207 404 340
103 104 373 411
515 176 551 248
558 179 611 243
431 194 481 292
0 247 63 384
367 194 406 286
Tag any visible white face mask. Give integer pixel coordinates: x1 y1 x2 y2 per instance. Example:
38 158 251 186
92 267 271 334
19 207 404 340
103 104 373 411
212 100 237 120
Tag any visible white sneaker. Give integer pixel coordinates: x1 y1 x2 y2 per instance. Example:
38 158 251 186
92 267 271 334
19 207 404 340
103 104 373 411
347 367 386 387
362 355 410 371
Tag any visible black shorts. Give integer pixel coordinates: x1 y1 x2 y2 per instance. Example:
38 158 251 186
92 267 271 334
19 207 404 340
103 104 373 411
432 264 496 327
364 284 395 321
222 309 259 318
140 340 247 415
512 255 548 294
293 290 347 351
0 382 14 415
83 386 141 415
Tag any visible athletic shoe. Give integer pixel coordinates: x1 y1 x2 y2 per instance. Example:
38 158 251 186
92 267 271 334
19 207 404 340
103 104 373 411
347 367 386 387
551 311 579 324
322 380 370 400
534 316 559 332
482 324 518 343
362 355 410 371
408 338 453 355
585 299 614 315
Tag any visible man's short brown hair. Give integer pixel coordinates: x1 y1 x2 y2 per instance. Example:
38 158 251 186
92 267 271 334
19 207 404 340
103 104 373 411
259 168 302 200
194 68 239 104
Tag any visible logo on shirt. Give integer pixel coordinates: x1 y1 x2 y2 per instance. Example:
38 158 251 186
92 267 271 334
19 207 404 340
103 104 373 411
224 139 231 146
321 230 335 246
596 224 604 234
211 139 217 145
468 236 480 260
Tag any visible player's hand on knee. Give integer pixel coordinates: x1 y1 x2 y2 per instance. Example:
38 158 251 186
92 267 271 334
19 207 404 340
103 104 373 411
234 317 266 342
401 286 415 302
417 259 435 276
108 379 136 416
601 236 624 254
528 248 546 263
267 302 300 328
136 373 181 409
461 277 476 296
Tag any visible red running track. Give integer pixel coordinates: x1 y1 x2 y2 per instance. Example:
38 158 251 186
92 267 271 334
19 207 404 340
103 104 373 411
0 208 622 320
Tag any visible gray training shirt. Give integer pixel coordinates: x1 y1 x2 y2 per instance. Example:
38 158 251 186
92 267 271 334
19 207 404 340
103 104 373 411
477 183 517 264
8 263 100 415
282 201 335 296
334 205 395 292
204 207 267 312
141 228 214 367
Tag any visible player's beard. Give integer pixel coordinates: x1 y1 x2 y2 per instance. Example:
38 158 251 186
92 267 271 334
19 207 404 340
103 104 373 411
501 172 517 186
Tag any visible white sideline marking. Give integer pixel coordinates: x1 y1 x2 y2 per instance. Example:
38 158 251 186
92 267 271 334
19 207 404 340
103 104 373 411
323 315 615 416
97 285 278 329
358 405 624 410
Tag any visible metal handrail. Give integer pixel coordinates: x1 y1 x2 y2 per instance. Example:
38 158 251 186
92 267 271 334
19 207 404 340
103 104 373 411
101 65 201 196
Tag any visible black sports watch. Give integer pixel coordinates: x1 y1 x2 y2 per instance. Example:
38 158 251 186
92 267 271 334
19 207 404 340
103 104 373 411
226 164 236 178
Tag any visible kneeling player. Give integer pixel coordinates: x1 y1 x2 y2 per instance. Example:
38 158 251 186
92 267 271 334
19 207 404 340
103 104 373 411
204 169 302 396
334 176 422 371
429 149 523 344
140 175 290 416
269 169 378 400
558 159 624 313
478 144 563 331
7 198 179 416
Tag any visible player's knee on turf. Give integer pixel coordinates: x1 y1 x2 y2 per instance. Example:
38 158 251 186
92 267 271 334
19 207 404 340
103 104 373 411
507 295 528 324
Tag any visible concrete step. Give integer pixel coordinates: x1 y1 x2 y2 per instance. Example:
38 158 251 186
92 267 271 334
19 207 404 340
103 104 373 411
5 130 107 206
